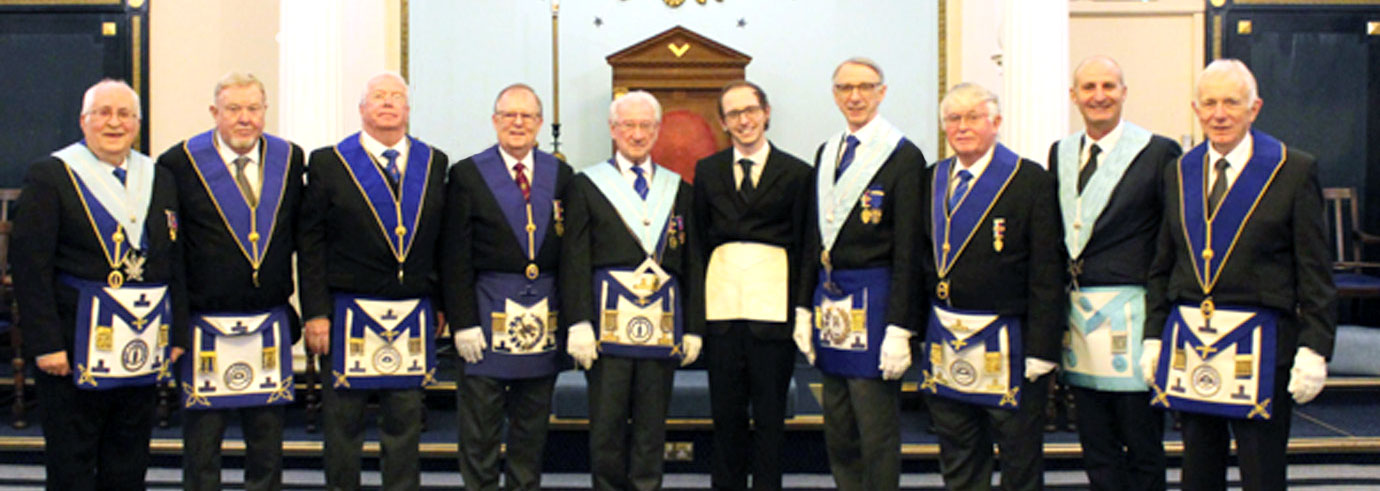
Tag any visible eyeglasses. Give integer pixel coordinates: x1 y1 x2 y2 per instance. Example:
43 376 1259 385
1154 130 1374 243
368 91 407 104
723 105 763 121
1196 98 1246 112
221 104 266 117
496 111 541 123
833 82 880 94
942 112 990 127
86 106 138 124
616 120 658 132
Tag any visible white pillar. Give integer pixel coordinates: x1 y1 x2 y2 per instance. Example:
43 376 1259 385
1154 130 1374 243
1000 0 1068 167
277 0 389 151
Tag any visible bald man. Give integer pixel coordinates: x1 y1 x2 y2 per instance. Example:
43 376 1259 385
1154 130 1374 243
1050 56 1180 491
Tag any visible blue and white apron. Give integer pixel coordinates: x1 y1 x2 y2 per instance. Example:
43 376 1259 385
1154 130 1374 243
921 303 1024 408
330 295 437 390
181 306 294 409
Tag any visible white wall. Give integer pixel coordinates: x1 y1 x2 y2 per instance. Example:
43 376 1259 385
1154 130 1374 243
408 0 940 167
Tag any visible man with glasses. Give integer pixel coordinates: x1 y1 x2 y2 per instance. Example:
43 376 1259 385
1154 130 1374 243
442 83 572 491
298 72 449 490
156 72 305 491
14 79 187 490
692 80 811 491
562 90 702 490
793 58 926 491
918 82 1063 491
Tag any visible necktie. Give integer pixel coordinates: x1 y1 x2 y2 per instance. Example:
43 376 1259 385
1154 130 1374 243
1208 158 1230 217
1078 143 1101 194
631 165 649 200
382 149 402 186
835 135 861 182
232 156 258 208
737 158 755 199
514 162 531 202
949 169 973 212
112 167 127 186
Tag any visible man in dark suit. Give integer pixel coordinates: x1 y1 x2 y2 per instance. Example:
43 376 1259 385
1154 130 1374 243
298 72 449 491
692 80 811 491
157 72 304 491
561 90 703 491
442 83 572 491
1050 56 1180 491
918 82 1062 491
13 79 188 490
1142 58 1334 491
792 58 926 491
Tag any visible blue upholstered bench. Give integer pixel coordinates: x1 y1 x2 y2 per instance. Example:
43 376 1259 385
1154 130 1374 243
1329 325 1380 377
551 369 798 419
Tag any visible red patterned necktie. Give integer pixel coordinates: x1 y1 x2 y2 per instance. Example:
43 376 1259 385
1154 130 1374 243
514 162 531 202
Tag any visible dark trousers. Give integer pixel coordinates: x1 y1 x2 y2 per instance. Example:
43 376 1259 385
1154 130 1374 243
926 372 1051 491
1180 367 1293 491
35 370 156 491
456 361 556 491
1070 386 1166 491
319 355 425 491
586 356 677 491
706 322 796 491
820 373 901 491
182 405 286 491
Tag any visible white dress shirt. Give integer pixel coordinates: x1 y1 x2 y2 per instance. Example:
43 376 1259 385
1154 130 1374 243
360 131 409 180
217 133 262 197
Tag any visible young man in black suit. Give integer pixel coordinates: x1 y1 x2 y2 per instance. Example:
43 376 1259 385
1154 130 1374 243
918 82 1063 491
1050 56 1181 491
561 90 703 491
692 81 811 491
792 58 926 491
157 72 304 491
442 83 573 491
1142 59 1335 491
14 79 188 490
297 72 449 491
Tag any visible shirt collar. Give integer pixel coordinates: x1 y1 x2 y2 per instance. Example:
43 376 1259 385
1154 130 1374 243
1208 131 1254 170
498 146 534 173
1085 119 1125 154
359 130 408 162
732 142 771 167
615 152 653 179
847 116 885 145
953 144 996 182
216 132 260 165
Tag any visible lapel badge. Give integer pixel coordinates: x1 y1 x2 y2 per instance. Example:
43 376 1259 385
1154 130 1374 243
992 217 1006 252
666 215 684 249
165 209 179 242
553 199 565 236
860 187 884 224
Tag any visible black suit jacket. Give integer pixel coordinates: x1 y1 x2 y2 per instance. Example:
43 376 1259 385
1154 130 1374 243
441 147 574 333
559 164 703 336
157 136 306 342
1146 144 1336 363
919 155 1064 362
13 156 190 357
297 139 448 321
796 138 927 330
692 143 811 339
1049 134 1182 286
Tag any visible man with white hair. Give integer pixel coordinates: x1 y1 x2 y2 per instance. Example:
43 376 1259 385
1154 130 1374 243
298 72 450 490
919 82 1062 491
156 72 305 491
794 57 926 491
1142 58 1334 491
13 79 188 489
561 90 703 490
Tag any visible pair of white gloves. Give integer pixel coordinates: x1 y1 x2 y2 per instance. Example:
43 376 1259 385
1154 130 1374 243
1138 339 1328 404
789 307 1060 382
452 323 704 369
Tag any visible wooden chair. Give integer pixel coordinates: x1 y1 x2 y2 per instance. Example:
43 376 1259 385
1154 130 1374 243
1323 187 1380 299
0 188 28 428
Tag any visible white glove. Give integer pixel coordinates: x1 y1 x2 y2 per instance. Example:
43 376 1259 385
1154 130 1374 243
793 307 815 365
1025 357 1057 381
1288 346 1328 405
879 325 913 380
681 334 703 367
1139 339 1161 386
567 322 598 370
453 326 487 364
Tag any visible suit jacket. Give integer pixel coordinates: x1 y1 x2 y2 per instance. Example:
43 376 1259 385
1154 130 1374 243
692 143 811 339
1146 135 1335 363
1049 134 1182 286
157 135 306 342
558 163 703 336
796 138 927 330
12 156 190 357
441 145 574 333
296 136 448 321
919 151 1064 362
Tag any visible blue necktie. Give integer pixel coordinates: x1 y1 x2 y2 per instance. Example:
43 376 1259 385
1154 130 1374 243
835 135 861 182
112 167 127 186
382 149 401 184
949 169 973 212
631 165 649 200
